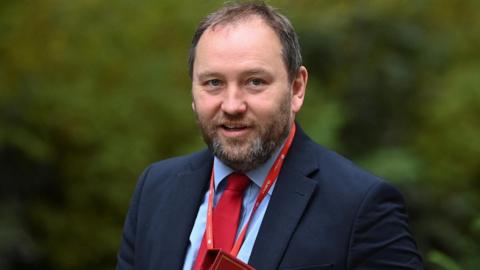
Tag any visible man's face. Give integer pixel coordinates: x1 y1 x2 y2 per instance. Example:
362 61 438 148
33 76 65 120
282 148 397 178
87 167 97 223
191 16 306 172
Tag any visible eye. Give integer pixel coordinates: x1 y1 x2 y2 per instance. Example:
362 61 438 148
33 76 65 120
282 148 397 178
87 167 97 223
248 78 266 87
202 79 224 91
208 79 222 87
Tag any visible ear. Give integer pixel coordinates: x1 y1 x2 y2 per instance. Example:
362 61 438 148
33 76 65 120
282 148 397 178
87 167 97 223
291 66 308 113
191 101 196 112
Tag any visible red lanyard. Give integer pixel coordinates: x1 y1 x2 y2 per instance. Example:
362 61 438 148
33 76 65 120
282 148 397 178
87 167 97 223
205 124 296 256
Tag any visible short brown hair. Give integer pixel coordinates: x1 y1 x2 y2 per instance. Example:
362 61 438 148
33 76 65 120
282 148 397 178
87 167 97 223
188 1 302 82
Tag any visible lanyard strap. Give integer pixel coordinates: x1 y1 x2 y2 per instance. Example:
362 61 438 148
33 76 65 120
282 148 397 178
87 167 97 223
205 124 297 256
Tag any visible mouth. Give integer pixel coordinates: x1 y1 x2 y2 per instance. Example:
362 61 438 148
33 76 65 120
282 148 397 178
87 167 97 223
219 123 251 137
221 124 247 130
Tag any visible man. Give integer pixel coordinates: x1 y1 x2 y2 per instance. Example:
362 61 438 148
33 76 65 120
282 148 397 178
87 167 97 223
117 2 423 270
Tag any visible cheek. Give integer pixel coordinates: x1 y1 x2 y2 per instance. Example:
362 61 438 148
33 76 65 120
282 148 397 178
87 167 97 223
193 95 221 118
250 89 290 114
247 98 284 119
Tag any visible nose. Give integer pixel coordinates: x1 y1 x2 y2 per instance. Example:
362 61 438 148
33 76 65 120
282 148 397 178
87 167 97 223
220 86 247 115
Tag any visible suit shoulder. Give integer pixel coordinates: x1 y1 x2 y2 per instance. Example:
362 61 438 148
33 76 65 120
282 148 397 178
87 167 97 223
309 141 387 194
291 127 385 193
128 149 212 205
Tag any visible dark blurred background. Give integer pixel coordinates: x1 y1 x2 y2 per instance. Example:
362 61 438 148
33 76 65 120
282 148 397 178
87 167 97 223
1 0 479 269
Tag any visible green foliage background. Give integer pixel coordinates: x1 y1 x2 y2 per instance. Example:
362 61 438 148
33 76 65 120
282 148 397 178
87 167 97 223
1 0 479 269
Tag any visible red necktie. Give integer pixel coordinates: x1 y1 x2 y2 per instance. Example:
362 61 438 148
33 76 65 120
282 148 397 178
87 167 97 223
193 173 250 270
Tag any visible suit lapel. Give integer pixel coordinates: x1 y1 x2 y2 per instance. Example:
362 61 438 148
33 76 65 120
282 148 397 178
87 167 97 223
249 126 319 270
156 151 212 269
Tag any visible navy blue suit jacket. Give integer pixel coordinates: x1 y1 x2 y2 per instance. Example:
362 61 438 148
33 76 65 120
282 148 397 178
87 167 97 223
117 125 423 270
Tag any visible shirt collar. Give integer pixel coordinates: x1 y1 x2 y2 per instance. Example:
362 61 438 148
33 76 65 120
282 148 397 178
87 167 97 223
213 141 285 195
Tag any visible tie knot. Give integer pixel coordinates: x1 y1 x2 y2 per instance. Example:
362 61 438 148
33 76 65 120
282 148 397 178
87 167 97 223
225 173 250 193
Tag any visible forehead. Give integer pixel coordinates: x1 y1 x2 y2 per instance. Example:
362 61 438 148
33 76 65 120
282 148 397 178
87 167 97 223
193 16 286 76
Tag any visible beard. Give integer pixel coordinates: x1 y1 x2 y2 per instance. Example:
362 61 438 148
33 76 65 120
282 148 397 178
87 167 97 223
195 93 292 172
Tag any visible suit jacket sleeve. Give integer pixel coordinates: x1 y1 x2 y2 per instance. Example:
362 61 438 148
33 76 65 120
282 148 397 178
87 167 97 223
116 165 152 270
347 181 423 270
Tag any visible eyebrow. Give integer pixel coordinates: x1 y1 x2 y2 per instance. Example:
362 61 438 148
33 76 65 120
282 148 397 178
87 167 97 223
195 68 273 82
196 72 224 82
240 68 271 77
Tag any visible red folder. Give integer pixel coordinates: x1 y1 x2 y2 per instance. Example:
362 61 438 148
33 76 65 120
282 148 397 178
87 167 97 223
200 249 255 270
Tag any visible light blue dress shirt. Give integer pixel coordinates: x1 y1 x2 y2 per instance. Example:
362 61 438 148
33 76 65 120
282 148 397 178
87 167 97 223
182 145 283 269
